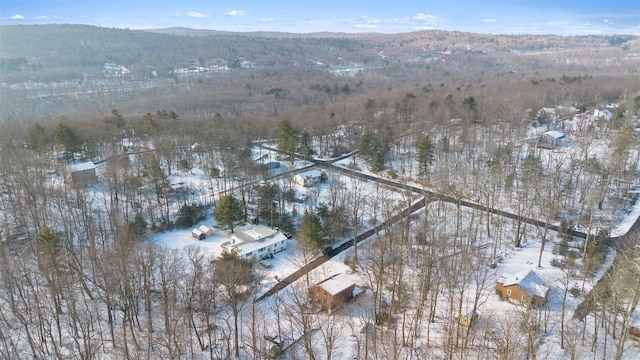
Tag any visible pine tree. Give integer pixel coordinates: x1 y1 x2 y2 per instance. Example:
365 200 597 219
299 130 314 160
104 109 126 129
26 123 47 152
54 121 82 157
276 118 298 162
417 135 435 175
298 211 324 251
215 195 245 233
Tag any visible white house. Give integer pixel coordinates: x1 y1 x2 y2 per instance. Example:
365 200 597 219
594 108 613 121
293 169 325 187
221 224 287 260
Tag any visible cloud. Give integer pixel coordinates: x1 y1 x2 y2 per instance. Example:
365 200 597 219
34 15 49 20
483 18 497 24
173 12 181 17
260 18 274 23
354 23 378 29
225 10 247 17
603 19 614 24
412 13 437 23
357 16 379 23
10 14 25 20
187 11 210 18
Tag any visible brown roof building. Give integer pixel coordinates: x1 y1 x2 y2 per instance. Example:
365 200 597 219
309 273 356 314
495 270 549 307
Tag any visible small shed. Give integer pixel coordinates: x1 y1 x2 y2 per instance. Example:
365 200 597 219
198 225 214 237
538 130 565 149
191 228 206 240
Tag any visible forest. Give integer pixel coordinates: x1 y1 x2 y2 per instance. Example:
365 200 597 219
0 24 640 359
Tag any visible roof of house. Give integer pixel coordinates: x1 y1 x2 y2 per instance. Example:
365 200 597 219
500 270 549 298
222 224 287 254
542 130 564 139
68 161 96 172
232 233 287 255
295 169 324 179
316 273 355 296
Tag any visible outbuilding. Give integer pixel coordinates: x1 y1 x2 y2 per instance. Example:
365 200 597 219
191 228 206 240
198 225 214 237
65 161 97 186
538 130 565 149
309 273 358 314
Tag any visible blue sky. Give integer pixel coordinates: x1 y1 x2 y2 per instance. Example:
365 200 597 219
1 1 638 35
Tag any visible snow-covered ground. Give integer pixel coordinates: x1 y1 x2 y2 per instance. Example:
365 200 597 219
150 174 639 360
5 114 638 359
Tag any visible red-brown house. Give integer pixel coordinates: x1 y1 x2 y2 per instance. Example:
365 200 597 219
495 270 549 307
309 273 356 314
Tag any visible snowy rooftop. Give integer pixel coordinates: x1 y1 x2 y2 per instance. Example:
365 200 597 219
224 224 287 254
542 130 565 139
230 232 287 255
231 224 278 242
68 161 96 172
296 168 324 179
317 273 355 296
500 270 549 298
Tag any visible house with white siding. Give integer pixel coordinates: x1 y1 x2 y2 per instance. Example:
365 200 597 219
293 169 325 187
221 224 287 260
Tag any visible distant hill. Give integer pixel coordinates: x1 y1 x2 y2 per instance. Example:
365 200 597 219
0 24 374 84
2 24 637 85
0 24 638 122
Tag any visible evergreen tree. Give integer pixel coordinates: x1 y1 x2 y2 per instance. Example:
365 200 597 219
175 204 204 228
128 213 148 238
53 121 82 157
104 109 126 129
417 134 435 175
299 130 314 160
276 118 298 162
371 151 385 172
395 92 417 120
359 132 376 159
36 226 62 271
26 123 48 152
298 211 324 251
142 112 158 132
215 195 245 233
462 96 479 123
258 183 280 226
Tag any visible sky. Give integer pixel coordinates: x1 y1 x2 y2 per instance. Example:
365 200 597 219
1 0 639 35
